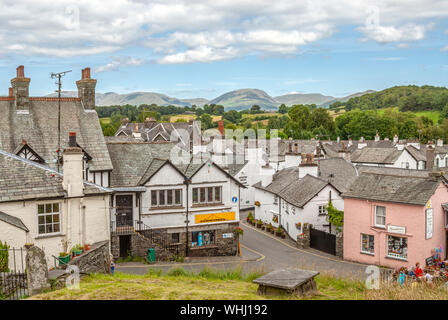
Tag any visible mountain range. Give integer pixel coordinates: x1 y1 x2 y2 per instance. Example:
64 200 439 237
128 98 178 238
46 89 374 110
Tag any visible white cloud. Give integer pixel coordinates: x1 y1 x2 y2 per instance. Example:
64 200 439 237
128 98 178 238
0 0 447 64
441 45 448 52
94 56 147 73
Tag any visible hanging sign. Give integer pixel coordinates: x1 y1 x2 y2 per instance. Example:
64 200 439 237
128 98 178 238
426 208 434 239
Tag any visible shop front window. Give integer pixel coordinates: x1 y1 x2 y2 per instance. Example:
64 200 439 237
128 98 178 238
387 235 408 260
191 231 215 247
361 234 374 255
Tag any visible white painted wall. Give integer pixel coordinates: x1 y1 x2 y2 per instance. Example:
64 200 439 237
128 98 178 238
0 195 110 269
140 162 240 230
254 184 343 240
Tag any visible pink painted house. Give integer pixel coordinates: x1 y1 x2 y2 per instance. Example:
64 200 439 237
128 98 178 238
342 170 448 269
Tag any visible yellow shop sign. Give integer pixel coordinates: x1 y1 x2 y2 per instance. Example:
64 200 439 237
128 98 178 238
195 211 236 224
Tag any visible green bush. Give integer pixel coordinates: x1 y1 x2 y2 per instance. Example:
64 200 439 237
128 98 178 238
0 241 9 272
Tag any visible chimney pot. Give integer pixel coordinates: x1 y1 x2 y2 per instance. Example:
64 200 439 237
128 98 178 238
16 65 24 78
69 132 77 147
82 68 91 80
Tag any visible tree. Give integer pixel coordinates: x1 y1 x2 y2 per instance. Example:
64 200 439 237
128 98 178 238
198 113 213 129
278 104 288 114
326 201 343 233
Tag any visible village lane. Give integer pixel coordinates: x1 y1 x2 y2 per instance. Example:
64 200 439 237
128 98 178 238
116 212 372 280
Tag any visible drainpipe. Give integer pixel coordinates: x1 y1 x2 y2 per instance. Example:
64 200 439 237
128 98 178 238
184 178 190 257
278 197 281 227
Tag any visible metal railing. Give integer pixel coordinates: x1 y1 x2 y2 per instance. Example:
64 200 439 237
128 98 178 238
111 220 181 257
0 248 27 300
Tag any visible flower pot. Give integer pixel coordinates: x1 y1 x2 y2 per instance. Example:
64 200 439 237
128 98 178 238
257 224 262 228
74 249 83 256
281 234 286 239
59 255 70 265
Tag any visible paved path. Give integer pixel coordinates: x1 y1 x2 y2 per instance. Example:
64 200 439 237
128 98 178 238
116 212 370 280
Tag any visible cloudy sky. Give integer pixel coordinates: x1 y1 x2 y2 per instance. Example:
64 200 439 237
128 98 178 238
0 0 448 99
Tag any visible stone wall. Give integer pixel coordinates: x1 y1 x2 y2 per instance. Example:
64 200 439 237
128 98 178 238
336 233 343 258
297 223 310 249
68 240 110 274
188 222 239 257
110 222 239 260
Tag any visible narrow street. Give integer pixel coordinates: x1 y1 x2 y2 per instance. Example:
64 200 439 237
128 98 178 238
116 212 370 280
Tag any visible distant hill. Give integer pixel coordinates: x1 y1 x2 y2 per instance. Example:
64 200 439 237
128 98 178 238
342 85 448 112
209 89 279 110
320 90 376 108
46 91 209 107
46 88 377 110
274 93 335 106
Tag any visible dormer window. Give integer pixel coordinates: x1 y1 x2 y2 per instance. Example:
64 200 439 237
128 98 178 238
15 141 44 163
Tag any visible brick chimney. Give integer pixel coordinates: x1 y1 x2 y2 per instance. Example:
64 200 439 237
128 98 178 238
76 67 96 110
11 65 31 112
62 132 84 197
8 88 13 97
426 142 435 171
144 117 157 129
298 153 318 178
218 120 224 135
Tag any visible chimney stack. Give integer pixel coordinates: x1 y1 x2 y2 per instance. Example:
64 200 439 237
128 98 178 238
375 131 380 142
437 139 443 147
76 67 97 110
218 120 224 136
426 142 435 171
8 88 13 97
62 132 84 197
11 65 31 112
393 134 399 144
144 117 157 129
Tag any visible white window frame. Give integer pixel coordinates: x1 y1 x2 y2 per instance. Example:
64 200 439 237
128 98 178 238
37 203 61 235
192 186 222 205
360 234 374 255
387 235 408 260
374 205 386 228
318 205 327 216
151 189 182 207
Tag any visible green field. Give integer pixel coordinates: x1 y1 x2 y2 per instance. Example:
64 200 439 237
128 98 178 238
242 113 280 119
376 107 440 123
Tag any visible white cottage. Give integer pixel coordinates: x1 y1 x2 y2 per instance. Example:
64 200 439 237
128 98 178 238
0 133 112 269
253 157 358 240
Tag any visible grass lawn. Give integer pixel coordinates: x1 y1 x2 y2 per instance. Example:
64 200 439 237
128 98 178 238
100 117 111 125
29 266 448 300
29 267 368 300
242 113 280 119
376 107 440 123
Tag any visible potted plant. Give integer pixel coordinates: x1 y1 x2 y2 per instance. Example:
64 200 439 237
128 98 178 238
246 212 253 222
296 222 301 229
275 226 283 237
71 244 83 257
59 252 70 265
254 201 260 207
234 227 244 238
267 223 273 233
272 216 278 223
84 244 91 251
257 219 263 228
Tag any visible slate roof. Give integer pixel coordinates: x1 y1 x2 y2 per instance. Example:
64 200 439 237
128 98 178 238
0 211 29 232
356 165 431 178
351 147 402 164
0 149 111 203
116 121 193 147
253 158 357 207
319 158 358 192
106 141 177 187
342 172 444 206
0 100 112 172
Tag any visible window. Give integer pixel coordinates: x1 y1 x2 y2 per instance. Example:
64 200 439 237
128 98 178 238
387 235 408 260
191 231 215 247
361 234 374 255
38 203 61 235
192 187 222 204
318 205 327 216
274 196 278 205
375 206 386 227
171 233 180 243
292 207 295 215
401 162 410 169
151 189 182 207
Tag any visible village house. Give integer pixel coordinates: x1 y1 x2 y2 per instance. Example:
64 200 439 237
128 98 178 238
0 66 113 187
342 169 448 269
253 156 358 241
106 138 245 259
0 133 112 269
